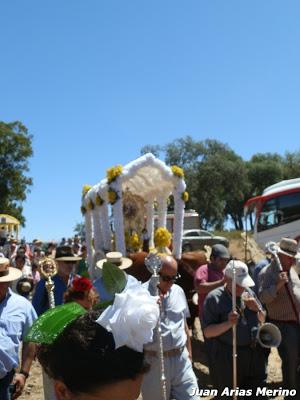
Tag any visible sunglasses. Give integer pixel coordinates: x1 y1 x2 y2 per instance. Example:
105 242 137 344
159 273 180 283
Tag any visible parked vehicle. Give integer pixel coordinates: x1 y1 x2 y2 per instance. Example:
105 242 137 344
181 229 229 252
244 178 300 248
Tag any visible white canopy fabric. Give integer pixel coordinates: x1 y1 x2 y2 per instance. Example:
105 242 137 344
82 153 186 277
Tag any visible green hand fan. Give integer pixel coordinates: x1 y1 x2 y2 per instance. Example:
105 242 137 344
102 261 127 295
25 302 86 345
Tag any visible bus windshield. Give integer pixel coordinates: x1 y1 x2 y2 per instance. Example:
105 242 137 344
244 178 300 247
257 191 300 232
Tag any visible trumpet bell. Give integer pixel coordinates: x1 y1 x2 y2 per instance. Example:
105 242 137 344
257 323 282 348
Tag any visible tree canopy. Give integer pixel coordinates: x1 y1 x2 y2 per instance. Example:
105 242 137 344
0 121 33 226
141 136 300 230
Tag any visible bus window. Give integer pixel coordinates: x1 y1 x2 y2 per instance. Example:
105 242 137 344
278 192 300 224
257 198 278 232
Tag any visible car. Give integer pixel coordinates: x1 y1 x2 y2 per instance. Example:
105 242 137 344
181 229 229 252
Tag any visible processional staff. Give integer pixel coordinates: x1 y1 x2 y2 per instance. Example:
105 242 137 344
232 260 237 400
145 253 167 400
39 257 57 309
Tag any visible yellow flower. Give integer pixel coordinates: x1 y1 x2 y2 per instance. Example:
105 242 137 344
154 227 172 248
130 233 141 251
182 191 189 202
108 189 118 205
107 165 123 183
95 194 104 206
87 199 94 210
171 165 184 178
82 185 92 196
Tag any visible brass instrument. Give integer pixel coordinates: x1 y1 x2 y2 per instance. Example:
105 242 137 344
145 253 167 400
256 322 281 348
39 257 57 309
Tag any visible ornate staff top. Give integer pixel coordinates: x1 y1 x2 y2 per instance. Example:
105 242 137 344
145 253 162 276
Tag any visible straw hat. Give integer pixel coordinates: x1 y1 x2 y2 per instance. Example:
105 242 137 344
96 252 133 270
278 238 300 259
0 257 22 282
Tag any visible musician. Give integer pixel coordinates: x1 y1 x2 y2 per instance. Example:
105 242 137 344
0 257 37 399
32 246 81 315
202 260 267 399
141 255 199 400
258 237 300 395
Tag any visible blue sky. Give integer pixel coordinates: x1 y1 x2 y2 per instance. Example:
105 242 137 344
1 1 300 241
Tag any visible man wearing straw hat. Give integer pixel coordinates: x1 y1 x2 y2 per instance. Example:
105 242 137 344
0 257 37 399
258 237 300 395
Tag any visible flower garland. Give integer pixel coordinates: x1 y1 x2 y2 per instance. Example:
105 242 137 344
181 191 189 202
108 188 119 205
107 165 123 184
129 232 141 252
95 194 104 206
82 184 92 196
171 165 184 179
87 199 94 210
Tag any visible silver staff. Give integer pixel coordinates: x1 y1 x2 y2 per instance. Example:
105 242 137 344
145 253 167 400
40 257 57 309
231 260 237 400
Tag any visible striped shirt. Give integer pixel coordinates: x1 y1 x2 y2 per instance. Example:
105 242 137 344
258 260 300 322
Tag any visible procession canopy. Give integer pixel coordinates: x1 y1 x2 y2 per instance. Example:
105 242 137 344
0 214 20 239
81 153 187 273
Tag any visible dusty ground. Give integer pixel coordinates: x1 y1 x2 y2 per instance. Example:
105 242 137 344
20 239 284 400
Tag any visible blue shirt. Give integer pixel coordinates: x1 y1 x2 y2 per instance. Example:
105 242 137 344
143 281 190 351
32 274 76 316
0 288 37 378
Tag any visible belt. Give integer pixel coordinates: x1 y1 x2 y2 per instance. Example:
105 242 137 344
145 346 185 358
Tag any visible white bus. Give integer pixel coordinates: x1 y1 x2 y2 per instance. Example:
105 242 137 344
244 178 300 248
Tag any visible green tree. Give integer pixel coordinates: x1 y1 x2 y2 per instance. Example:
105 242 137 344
246 153 284 196
146 136 249 230
74 222 85 239
140 144 162 158
0 121 33 225
283 150 300 178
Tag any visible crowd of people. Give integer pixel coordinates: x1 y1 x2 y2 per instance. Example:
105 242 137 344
0 234 300 400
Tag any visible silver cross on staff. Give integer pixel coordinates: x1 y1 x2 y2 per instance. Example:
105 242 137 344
145 253 162 276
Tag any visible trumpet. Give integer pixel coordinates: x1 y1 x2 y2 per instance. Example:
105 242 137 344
255 322 281 348
39 257 57 309
242 288 282 348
